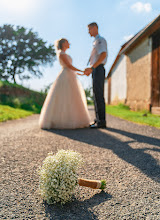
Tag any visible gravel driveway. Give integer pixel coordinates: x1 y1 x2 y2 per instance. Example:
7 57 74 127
0 107 160 219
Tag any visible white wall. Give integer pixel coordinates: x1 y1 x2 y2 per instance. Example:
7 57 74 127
105 54 127 104
111 54 127 104
104 78 108 103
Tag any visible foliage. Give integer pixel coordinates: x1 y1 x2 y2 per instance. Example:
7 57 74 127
0 104 33 122
0 79 24 89
41 82 52 94
106 104 160 128
84 87 94 105
100 180 107 190
39 150 83 205
0 95 44 113
0 24 56 83
0 80 46 113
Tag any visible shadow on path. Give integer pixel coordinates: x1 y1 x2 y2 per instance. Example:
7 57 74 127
107 127 160 148
45 128 160 183
44 191 111 220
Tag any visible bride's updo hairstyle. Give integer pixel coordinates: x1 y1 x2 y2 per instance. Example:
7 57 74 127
55 38 67 51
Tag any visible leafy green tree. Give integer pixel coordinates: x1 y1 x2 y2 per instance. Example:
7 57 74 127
42 83 52 94
0 24 56 83
85 87 94 104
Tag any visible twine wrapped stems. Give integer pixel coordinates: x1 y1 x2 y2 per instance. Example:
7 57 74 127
78 178 106 190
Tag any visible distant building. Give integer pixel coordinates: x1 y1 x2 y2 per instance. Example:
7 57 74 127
105 14 160 114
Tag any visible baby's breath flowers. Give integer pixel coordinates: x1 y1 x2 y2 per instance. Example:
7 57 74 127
39 150 83 205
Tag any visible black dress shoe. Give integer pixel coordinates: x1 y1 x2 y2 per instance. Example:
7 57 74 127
90 119 97 126
90 123 106 129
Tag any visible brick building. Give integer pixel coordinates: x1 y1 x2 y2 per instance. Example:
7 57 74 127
105 14 160 114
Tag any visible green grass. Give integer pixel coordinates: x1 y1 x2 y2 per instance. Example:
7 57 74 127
106 104 160 128
0 105 33 122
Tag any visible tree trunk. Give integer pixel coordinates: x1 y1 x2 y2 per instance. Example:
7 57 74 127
13 67 16 84
13 74 16 84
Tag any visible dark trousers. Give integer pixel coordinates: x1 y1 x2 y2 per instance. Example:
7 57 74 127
92 64 106 125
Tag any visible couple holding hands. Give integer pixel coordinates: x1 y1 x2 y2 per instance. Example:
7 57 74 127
39 22 108 130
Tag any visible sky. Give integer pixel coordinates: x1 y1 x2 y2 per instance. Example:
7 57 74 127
0 0 159 92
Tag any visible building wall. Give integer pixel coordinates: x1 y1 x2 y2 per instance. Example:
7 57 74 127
111 54 127 104
105 54 127 104
126 37 152 110
104 78 108 103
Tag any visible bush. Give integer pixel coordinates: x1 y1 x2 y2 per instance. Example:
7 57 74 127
0 81 46 113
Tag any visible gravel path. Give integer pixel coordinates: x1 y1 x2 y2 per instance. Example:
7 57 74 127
0 107 160 219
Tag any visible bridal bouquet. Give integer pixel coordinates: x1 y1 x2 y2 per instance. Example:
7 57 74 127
39 150 106 205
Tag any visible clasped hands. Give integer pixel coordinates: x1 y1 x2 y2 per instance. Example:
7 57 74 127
77 67 93 76
83 67 93 76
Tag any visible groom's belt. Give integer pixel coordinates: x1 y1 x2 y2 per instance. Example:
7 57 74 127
96 64 104 68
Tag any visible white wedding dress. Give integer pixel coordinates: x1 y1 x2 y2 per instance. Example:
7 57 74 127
39 51 90 129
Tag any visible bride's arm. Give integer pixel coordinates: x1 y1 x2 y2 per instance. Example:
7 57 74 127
77 72 85 76
59 54 83 72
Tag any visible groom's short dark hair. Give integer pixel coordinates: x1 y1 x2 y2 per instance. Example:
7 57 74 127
88 22 98 28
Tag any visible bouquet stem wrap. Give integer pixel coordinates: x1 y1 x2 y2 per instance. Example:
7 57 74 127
78 178 103 189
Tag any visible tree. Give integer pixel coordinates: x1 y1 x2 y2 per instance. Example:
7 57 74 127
41 83 52 94
84 87 94 105
0 24 56 83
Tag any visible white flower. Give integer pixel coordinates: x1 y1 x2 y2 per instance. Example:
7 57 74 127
39 149 82 205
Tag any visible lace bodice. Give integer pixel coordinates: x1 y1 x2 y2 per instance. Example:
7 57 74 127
58 51 72 68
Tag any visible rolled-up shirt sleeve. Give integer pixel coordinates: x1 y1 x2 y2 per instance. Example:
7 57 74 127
96 38 107 55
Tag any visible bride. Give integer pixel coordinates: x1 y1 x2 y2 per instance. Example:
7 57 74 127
39 38 90 129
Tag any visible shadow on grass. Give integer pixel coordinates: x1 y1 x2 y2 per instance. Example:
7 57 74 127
44 191 111 220
44 127 160 183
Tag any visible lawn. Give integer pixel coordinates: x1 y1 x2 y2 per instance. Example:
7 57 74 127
106 104 160 128
0 105 33 122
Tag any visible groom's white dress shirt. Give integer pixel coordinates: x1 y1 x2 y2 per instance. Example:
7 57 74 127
89 34 108 66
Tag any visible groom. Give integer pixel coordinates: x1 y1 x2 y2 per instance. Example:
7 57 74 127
84 22 107 129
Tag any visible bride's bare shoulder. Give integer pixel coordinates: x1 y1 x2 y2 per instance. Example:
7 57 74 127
59 50 65 55
59 51 67 58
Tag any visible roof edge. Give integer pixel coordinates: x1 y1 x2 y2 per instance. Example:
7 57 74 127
120 14 160 55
